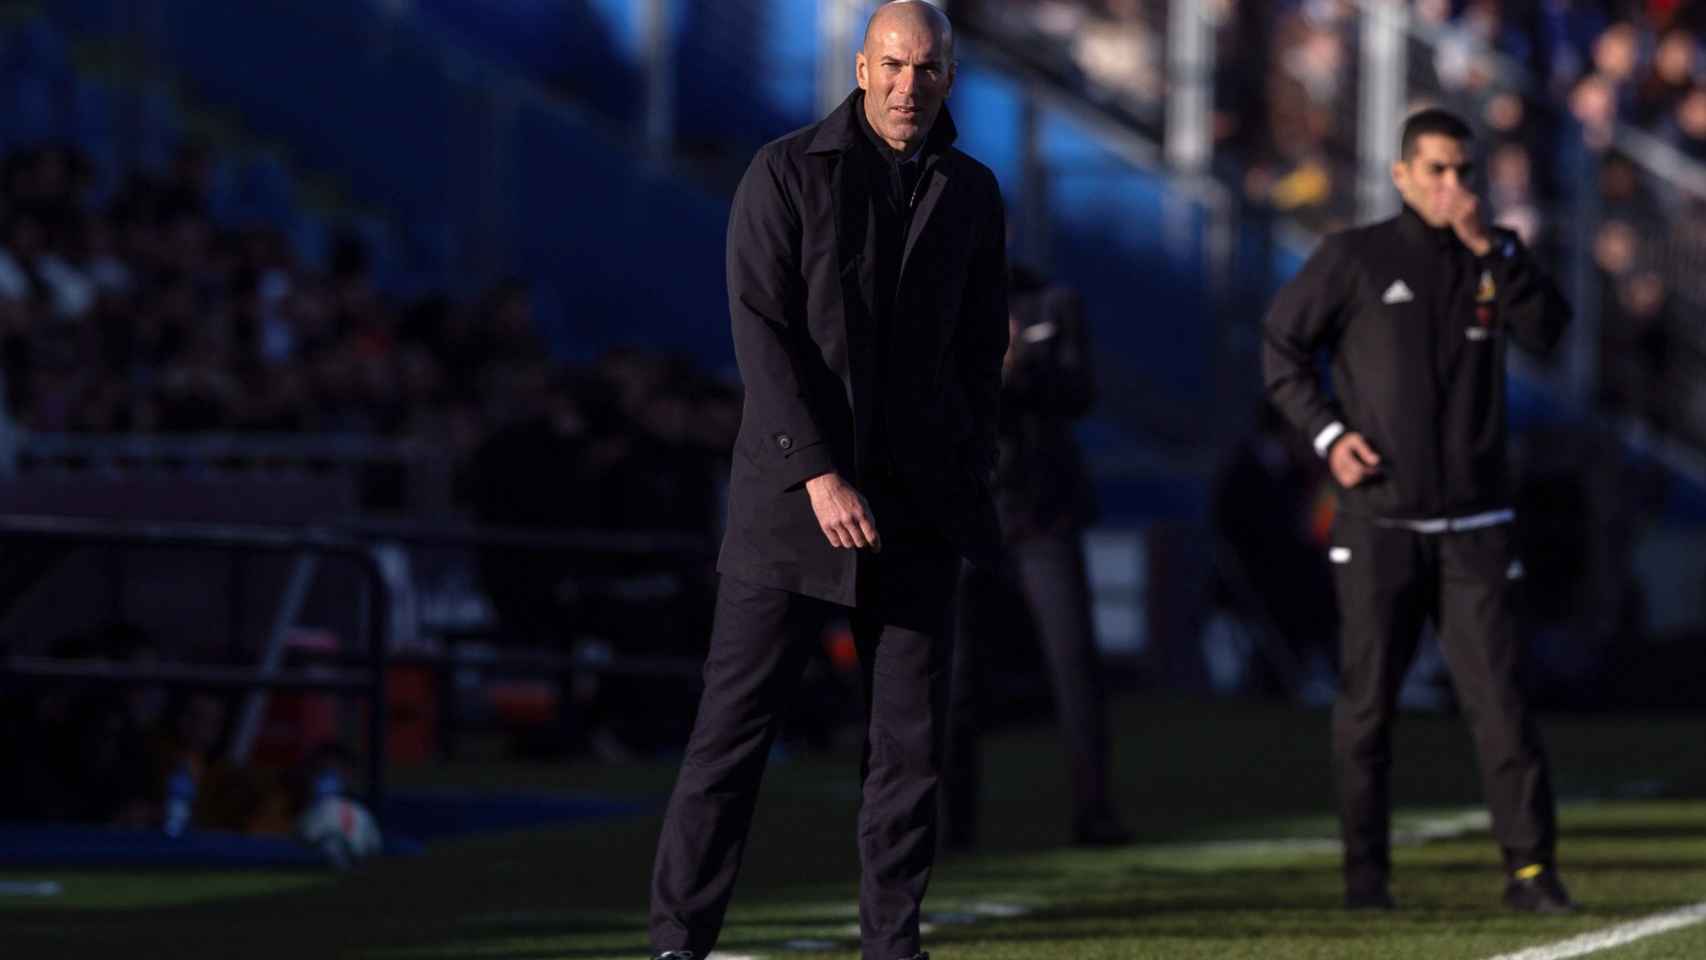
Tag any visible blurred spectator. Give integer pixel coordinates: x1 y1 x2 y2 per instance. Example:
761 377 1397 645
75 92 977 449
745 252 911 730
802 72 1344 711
948 0 1166 121
145 686 303 835
595 348 739 533
1074 0 1163 112
1593 22 1641 103
1634 29 1697 128
0 135 743 526
1488 140 1543 243
459 351 736 759
1572 71 1620 149
1660 85 1706 161
466 367 610 642
945 265 1130 849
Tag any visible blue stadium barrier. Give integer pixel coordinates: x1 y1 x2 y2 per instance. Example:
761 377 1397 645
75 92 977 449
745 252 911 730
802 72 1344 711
0 823 421 868
0 790 650 867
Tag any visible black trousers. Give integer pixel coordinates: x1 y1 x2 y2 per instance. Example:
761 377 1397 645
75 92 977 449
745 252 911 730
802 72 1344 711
944 529 1113 842
650 499 958 960
1330 514 1558 892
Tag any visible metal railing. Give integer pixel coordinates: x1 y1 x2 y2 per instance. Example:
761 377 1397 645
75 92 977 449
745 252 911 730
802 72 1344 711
0 514 395 809
0 510 723 809
15 432 436 468
342 519 716 758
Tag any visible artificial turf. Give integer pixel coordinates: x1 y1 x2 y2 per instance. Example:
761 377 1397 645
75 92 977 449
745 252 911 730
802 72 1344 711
2 697 1702 959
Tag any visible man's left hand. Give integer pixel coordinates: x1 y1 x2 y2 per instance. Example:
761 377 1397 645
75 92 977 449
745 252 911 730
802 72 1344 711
1450 192 1494 257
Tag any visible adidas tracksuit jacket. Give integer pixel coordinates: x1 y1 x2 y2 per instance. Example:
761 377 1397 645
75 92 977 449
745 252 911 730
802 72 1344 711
1262 204 1569 523
1260 203 1570 892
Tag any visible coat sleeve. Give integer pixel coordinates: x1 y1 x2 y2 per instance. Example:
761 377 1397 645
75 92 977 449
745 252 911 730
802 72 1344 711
1261 234 1354 459
727 146 837 491
958 173 1010 481
1485 228 1570 357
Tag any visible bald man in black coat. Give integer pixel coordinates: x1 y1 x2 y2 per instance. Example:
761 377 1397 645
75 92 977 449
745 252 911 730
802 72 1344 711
647 5 1008 960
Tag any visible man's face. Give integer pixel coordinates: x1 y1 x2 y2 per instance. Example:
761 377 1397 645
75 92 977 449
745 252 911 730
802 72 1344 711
1392 133 1475 228
856 14 955 153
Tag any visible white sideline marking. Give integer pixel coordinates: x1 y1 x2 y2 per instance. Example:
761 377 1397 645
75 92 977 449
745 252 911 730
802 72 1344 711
1164 837 1341 856
839 922 936 936
1395 809 1491 845
968 901 1033 918
1483 901 1706 960
0 881 62 897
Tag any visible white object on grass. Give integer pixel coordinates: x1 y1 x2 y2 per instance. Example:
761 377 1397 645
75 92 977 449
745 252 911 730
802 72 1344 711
296 796 383 869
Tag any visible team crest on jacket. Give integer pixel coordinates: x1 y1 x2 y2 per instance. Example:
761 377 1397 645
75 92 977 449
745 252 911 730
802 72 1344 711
1468 269 1499 340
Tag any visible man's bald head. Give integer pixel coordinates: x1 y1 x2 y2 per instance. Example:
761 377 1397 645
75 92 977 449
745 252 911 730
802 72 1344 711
856 1 957 153
863 1 954 60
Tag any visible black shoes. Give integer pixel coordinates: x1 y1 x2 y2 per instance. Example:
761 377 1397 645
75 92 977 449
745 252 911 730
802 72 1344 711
1504 864 1577 914
1342 864 1576 914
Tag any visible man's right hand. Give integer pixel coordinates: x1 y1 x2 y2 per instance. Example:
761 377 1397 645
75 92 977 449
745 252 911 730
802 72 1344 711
1329 432 1383 488
805 472 882 552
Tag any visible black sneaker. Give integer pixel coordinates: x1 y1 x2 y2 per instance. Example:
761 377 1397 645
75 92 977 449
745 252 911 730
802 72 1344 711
1503 864 1577 914
895 954 929 960
1345 886 1397 910
652 952 696 960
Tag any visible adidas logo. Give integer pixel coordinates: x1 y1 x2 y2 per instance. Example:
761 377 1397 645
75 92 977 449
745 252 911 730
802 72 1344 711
1382 280 1414 304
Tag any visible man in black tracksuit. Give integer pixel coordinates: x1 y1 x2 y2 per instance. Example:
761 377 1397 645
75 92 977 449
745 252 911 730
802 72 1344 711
1262 109 1575 913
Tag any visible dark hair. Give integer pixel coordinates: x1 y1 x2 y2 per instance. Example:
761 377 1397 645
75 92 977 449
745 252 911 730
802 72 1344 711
1400 108 1474 159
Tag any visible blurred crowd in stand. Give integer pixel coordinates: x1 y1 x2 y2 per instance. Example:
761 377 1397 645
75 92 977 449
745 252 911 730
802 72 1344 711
0 140 743 482
0 136 747 785
953 0 1706 448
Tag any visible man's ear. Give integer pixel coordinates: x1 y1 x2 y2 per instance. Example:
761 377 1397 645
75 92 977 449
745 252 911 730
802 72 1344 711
1390 159 1407 192
855 51 869 91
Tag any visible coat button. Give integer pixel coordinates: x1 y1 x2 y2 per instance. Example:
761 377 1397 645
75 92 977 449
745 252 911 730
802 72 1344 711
776 434 792 450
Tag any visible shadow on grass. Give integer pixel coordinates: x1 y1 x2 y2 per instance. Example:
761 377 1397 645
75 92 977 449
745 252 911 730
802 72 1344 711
364 866 1355 959
1559 824 1706 842
390 906 1611 960
1429 858 1706 874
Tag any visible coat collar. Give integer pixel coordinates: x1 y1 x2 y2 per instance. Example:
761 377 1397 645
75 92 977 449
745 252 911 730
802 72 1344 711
807 89 959 158
821 90 960 308
1397 202 1459 251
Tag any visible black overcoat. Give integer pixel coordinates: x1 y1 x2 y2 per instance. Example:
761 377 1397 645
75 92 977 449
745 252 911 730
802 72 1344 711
717 91 1009 607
